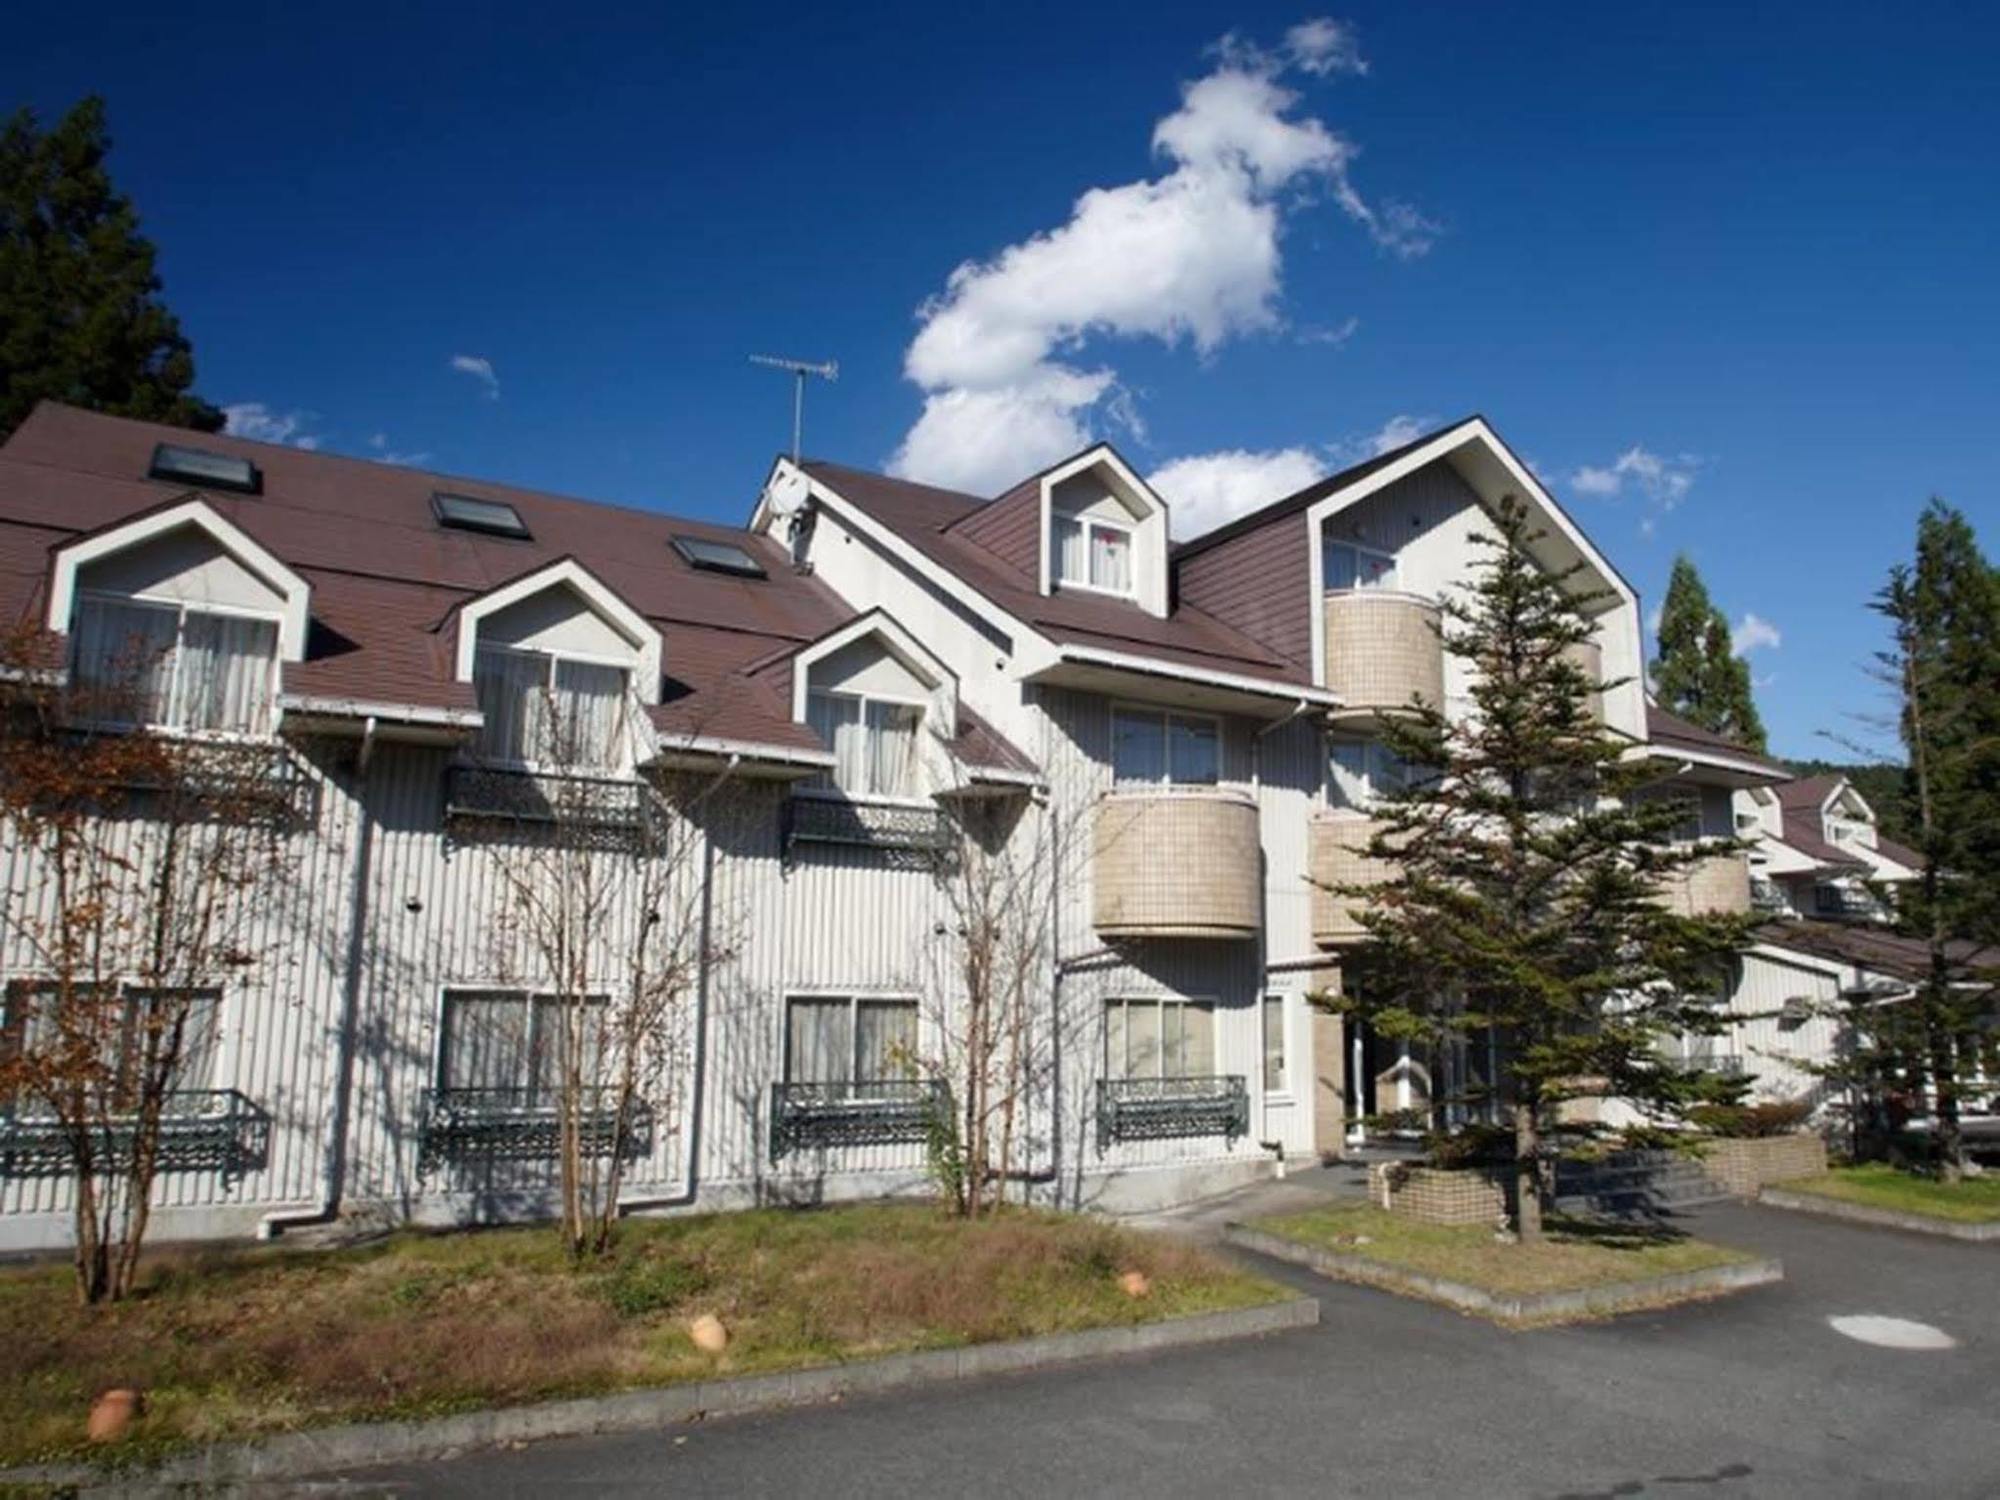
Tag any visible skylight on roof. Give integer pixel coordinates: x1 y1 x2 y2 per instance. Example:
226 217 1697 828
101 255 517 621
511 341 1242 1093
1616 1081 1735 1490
149 443 261 495
672 535 766 578
433 491 531 540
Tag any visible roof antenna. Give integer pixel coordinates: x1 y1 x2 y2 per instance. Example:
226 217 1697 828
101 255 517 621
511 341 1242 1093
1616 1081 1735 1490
748 354 838 463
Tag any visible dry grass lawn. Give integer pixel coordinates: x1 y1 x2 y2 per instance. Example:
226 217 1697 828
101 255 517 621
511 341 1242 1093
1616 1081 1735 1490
1253 1205 1753 1298
1784 1164 2000 1223
0 1203 1280 1468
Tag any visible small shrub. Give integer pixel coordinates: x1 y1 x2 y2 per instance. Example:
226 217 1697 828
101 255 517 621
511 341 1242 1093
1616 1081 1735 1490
1689 1096 1813 1139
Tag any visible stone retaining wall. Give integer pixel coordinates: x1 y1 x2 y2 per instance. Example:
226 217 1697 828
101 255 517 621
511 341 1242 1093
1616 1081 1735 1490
1369 1162 1510 1226
1699 1133 1828 1197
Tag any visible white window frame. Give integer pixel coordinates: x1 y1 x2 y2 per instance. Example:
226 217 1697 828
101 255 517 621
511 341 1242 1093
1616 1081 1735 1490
1261 993 1290 1098
470 641 635 775
1322 540 1399 593
799 686 929 804
1325 736 1412 812
72 589 284 741
1053 512 1137 599
433 985 611 1100
1104 995 1218 1082
781 990 921 1094
1110 703 1223 788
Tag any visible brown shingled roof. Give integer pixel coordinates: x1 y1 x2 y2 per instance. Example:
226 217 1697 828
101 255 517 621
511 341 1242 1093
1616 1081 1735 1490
1645 705 1792 777
803 459 1303 685
1754 920 1993 986
0 402 856 755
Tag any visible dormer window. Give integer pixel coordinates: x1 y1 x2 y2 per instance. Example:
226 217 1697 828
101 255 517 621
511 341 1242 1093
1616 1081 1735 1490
72 594 278 736
806 689 921 798
473 644 631 771
1053 513 1133 596
1324 542 1397 592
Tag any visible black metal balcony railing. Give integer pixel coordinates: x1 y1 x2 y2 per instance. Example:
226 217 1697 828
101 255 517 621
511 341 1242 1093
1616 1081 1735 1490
0 1089 272 1180
417 1086 655 1168
1096 1075 1250 1153
783 795 950 859
1814 884 1879 921
768 1079 948 1162
443 765 655 837
1750 881 1789 914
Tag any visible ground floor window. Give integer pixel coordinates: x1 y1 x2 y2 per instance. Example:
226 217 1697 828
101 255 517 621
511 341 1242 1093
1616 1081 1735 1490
1 980 221 1107
1262 994 1288 1094
1106 996 1215 1080
785 995 918 1089
438 988 606 1096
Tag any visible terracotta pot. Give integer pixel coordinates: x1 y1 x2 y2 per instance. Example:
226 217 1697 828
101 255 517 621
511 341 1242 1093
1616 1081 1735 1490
1117 1270 1151 1299
88 1388 141 1444
688 1313 729 1354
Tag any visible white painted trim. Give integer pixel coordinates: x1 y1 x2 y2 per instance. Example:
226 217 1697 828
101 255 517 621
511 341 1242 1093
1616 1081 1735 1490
278 693 483 729
452 558 662 704
787 608 956 723
1036 446 1168 616
48 497 312 662
1053 644 1340 709
1643 741 1790 784
651 732 835 769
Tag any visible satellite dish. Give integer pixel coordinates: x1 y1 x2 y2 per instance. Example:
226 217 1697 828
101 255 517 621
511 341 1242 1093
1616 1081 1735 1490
763 469 810 521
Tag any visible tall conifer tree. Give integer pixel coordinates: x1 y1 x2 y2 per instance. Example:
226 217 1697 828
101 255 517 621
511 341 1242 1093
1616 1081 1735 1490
1653 555 1767 751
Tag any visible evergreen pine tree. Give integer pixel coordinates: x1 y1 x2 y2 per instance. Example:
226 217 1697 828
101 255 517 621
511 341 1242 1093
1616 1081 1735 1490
1328 498 1752 1243
1874 500 2000 1179
1653 555 1768 751
1 96 222 440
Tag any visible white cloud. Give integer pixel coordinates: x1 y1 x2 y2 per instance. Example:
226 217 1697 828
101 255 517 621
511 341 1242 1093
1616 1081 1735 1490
449 354 500 399
1326 412 1436 465
1645 603 1663 636
366 432 433 467
222 403 321 450
1732 612 1782 656
1298 314 1360 347
888 22 1434 495
1569 445 1698 507
1149 446 1328 540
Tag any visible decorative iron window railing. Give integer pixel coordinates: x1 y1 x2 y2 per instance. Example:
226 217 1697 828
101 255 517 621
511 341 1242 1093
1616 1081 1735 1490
443 765 654 834
417 1087 655 1168
0 1089 271 1180
768 1078 948 1162
783 794 950 859
1814 884 1879 920
75 736 314 824
1096 1075 1250 1153
1749 880 1789 914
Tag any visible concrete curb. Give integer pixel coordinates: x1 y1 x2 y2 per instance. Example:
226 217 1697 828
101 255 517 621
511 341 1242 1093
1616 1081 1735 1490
1759 1187 2000 1242
0 1297 1319 1493
1223 1223 1782 1327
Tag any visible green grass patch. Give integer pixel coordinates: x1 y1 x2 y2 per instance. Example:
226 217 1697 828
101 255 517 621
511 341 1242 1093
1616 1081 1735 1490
0 1203 1282 1469
1784 1164 2000 1224
1252 1205 1753 1299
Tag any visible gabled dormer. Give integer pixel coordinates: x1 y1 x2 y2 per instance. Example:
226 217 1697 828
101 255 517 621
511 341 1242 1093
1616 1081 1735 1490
1031 447 1170 618
449 558 661 773
46 496 310 737
790 609 956 802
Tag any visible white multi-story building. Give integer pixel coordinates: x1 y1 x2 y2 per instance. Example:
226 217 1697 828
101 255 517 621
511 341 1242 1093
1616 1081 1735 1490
0 402 1905 1251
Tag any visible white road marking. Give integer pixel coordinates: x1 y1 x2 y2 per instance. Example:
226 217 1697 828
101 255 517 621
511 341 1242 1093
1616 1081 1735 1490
1827 1314 1958 1350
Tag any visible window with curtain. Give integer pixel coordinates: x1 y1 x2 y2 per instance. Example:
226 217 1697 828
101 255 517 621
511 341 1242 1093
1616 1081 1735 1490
785 995 918 1091
1112 707 1220 786
1105 997 1215 1081
473 645 631 770
806 689 922 798
1 982 220 1109
1324 541 1398 592
1053 512 1135 596
438 989 606 1098
73 595 278 735
1262 995 1287 1093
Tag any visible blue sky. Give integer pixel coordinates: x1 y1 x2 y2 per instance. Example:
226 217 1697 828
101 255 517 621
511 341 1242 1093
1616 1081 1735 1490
8 2 1996 758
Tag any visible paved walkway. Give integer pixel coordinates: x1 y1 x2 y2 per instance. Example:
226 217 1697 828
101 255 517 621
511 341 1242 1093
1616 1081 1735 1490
312 1199 2000 1497
1116 1160 1367 1240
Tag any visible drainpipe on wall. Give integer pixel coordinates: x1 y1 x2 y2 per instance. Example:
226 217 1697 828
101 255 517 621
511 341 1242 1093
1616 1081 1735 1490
258 720 378 1239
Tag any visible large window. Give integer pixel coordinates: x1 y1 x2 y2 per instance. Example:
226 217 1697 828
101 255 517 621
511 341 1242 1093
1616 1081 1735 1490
438 988 606 1096
1324 541 1398 592
1106 997 1215 1081
806 689 923 798
1 982 220 1107
1327 738 1411 811
73 595 278 736
473 644 630 770
1053 513 1134 596
1112 707 1219 786
785 995 918 1088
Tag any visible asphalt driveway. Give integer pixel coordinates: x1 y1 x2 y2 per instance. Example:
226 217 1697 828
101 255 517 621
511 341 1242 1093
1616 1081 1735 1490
316 1201 1999 1498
